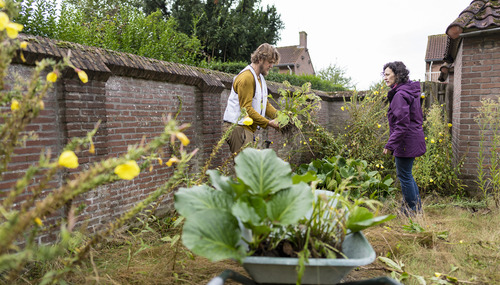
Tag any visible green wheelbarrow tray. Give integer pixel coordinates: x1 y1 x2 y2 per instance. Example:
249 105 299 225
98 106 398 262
241 231 376 285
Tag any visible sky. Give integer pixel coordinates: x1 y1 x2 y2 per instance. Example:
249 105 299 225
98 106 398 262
259 0 472 90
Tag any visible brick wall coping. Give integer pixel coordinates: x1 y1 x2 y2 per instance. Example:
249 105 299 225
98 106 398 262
16 33 356 100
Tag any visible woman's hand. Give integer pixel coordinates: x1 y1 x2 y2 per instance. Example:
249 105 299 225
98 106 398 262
383 148 391 155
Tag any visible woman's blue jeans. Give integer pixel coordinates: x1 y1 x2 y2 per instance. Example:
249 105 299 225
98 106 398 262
395 157 422 215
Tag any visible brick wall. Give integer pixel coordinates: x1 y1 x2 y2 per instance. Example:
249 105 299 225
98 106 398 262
1 34 351 240
453 34 500 190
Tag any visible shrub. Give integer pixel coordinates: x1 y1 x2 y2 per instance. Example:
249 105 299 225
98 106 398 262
413 102 464 195
17 0 204 66
266 71 347 92
339 82 394 173
203 60 249 75
295 155 396 200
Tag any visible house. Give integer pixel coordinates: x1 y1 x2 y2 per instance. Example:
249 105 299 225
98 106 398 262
425 34 448 82
275 31 315 75
439 0 500 190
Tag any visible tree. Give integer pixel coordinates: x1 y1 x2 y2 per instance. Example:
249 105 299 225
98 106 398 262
318 63 356 90
170 0 283 62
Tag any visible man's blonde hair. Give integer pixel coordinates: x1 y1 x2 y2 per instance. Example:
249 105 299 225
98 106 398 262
251 43 280 64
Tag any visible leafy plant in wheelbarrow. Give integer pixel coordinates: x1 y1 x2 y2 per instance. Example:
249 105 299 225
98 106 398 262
174 148 394 284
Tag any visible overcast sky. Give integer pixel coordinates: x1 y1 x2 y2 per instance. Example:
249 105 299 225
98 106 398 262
259 0 472 90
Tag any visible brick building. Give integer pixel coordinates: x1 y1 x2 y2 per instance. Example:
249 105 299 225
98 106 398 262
425 34 448 82
440 0 500 190
275 31 315 75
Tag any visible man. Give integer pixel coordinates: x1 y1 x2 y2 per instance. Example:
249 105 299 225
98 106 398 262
223 43 280 153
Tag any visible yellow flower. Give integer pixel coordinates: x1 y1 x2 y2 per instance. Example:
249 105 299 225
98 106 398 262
0 12 9 31
20 41 28 49
5 22 23 39
439 139 443 143
430 178 434 183
89 140 95 154
448 123 452 127
439 132 443 136
166 157 180 167
376 164 380 168
303 141 307 145
341 106 345 111
11 99 19 111
434 272 441 278
38 100 45 110
242 116 253 126
316 128 320 131
381 165 384 169
75 68 88 83
34 217 43 226
431 139 435 143
377 124 381 128
46 71 58 83
421 94 425 99
374 91 379 95
283 143 286 147
309 138 312 142
58 150 79 169
0 0 5 8
425 137 427 140
114 160 140 180
175 132 190 146
459 240 463 244
158 157 163 165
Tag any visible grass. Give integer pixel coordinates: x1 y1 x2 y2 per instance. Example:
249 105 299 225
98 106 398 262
16 196 500 285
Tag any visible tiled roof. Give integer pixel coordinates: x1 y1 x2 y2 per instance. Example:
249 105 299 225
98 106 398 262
446 0 500 39
276 45 305 65
425 34 448 61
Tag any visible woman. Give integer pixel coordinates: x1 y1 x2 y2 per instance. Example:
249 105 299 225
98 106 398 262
382 61 426 215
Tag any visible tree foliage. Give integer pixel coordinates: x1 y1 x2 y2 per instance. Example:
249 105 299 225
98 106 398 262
169 0 284 62
15 0 203 65
318 63 355 90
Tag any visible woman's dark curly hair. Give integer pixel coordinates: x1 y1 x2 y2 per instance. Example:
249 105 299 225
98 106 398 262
383 61 410 84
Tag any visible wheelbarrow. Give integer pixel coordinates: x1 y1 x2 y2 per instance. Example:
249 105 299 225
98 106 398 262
207 232 401 285
207 270 401 285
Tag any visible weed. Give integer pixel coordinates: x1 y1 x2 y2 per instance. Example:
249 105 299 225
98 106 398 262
475 97 500 207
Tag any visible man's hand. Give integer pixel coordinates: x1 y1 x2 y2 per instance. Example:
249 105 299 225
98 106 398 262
268 119 279 129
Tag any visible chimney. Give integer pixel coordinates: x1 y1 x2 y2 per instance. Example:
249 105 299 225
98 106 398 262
299 31 307 49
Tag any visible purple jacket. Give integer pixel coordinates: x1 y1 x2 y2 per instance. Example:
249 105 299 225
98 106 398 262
385 81 426 158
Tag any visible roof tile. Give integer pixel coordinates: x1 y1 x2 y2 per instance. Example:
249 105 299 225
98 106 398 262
276 45 305 65
426 34 448 61
446 0 500 36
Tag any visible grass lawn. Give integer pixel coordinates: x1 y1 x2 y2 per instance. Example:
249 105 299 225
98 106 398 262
47 196 500 285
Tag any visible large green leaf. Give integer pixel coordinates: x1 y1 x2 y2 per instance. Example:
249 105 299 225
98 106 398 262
292 171 317 185
174 185 233 218
235 148 292 196
182 209 246 262
346 206 396 232
232 200 262 225
207 169 234 195
267 183 313 225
